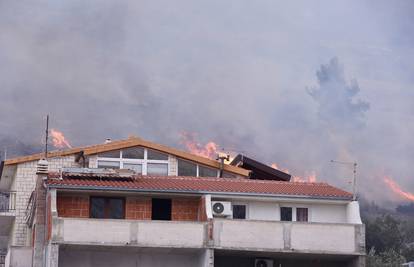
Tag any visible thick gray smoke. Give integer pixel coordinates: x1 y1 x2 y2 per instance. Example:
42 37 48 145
308 58 370 131
0 0 413 205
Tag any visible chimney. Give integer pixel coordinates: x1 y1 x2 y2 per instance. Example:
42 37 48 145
36 159 49 176
32 159 49 267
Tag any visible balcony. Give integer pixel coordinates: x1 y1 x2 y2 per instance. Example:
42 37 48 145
52 217 208 249
0 191 16 215
0 254 4 267
213 219 365 255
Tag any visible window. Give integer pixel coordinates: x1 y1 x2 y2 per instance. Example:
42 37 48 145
232 205 246 219
147 149 168 160
96 147 169 175
296 208 308 222
281 207 293 221
123 163 142 174
97 161 120 169
98 150 120 158
199 165 218 177
177 159 197 176
152 198 171 220
147 163 168 175
90 197 125 219
122 147 144 159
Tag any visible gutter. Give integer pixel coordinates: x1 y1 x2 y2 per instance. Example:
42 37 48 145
46 184 353 202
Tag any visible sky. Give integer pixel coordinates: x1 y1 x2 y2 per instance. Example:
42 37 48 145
0 0 413 205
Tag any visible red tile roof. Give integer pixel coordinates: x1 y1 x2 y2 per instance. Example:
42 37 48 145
46 172 353 200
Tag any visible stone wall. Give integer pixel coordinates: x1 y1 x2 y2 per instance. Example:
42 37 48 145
11 156 80 246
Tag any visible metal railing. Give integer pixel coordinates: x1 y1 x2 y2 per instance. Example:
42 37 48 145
0 191 16 212
0 254 5 267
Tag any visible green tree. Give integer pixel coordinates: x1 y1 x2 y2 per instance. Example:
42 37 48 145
367 248 406 267
366 215 403 253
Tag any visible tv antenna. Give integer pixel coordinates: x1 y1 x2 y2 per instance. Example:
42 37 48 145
330 160 358 201
44 115 49 159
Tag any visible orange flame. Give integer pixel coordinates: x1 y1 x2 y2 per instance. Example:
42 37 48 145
50 129 72 149
384 176 414 202
179 132 234 163
271 163 317 183
180 132 218 159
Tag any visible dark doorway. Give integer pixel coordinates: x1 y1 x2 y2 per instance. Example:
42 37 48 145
152 198 172 220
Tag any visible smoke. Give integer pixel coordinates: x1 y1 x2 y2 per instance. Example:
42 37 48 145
308 58 370 131
0 0 413 205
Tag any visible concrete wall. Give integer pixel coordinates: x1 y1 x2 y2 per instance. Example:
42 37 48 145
53 218 207 249
213 219 363 255
290 223 355 253
213 219 284 250
59 248 200 267
6 246 32 267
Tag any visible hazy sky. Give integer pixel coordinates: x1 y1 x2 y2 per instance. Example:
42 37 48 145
0 0 413 204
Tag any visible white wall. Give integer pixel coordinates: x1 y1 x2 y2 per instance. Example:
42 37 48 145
247 201 280 221
220 198 349 224
310 204 347 223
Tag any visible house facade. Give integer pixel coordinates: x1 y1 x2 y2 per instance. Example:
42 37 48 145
0 137 365 267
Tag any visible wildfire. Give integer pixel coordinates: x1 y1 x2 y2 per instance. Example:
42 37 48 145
50 129 72 149
179 132 234 163
271 163 317 183
383 176 414 202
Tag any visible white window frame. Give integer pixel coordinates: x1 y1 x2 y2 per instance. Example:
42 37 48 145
97 147 169 175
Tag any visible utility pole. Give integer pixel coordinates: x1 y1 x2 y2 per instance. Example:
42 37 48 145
330 160 358 201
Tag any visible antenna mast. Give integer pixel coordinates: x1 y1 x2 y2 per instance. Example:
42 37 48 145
45 115 49 159
330 160 358 201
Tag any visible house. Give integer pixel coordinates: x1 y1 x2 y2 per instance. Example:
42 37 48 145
0 136 365 267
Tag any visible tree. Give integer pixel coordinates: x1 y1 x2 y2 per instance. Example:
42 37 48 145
366 215 404 253
367 248 406 267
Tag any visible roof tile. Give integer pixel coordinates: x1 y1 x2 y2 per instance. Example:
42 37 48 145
46 172 353 200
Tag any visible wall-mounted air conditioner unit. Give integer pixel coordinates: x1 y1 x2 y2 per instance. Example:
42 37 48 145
254 259 274 267
212 201 232 217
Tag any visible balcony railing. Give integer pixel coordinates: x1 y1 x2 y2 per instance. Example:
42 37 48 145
0 254 5 267
53 217 208 249
213 219 365 255
0 191 16 212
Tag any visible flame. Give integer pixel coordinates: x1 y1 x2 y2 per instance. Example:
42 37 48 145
271 163 317 183
383 176 414 202
180 132 233 163
50 129 72 149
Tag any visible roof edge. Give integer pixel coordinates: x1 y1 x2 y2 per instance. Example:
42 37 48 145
46 184 353 201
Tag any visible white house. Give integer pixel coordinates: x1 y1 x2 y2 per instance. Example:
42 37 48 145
0 136 365 267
